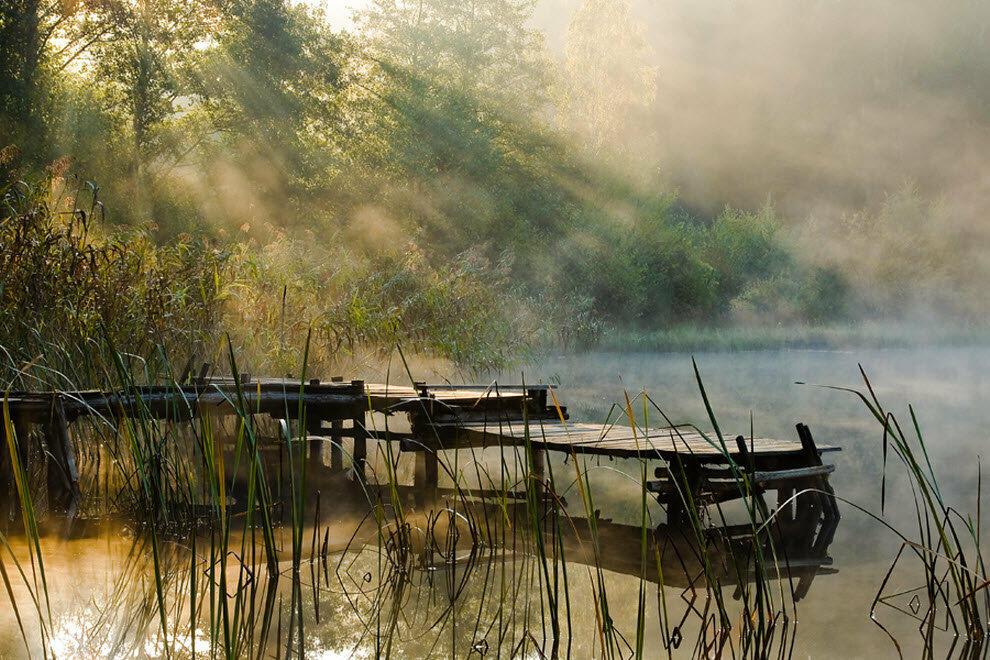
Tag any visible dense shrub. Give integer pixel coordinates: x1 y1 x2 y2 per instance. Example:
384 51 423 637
0 170 226 384
0 172 532 379
225 232 530 373
551 198 843 328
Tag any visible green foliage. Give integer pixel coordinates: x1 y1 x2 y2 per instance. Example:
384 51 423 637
0 172 225 383
359 0 549 115
796 266 849 322
0 173 529 375
703 205 786 302
554 207 713 324
0 0 44 147
0 0 867 367
552 199 837 327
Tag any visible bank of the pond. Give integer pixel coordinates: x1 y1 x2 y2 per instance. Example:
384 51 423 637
594 321 990 354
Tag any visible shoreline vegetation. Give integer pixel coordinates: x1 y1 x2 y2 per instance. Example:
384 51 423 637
5 0 990 375
596 321 990 355
4 172 988 377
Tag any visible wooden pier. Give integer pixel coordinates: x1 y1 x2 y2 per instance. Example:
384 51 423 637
0 375 840 535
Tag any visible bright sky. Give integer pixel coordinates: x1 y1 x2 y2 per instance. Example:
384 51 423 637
303 0 367 30
300 0 573 55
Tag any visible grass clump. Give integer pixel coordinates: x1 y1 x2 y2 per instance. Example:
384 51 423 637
0 167 225 385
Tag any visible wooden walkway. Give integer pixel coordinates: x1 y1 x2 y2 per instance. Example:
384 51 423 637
0 375 841 532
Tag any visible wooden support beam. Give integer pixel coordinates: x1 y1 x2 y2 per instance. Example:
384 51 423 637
59 388 365 423
43 397 80 516
796 423 822 465
661 459 701 526
792 422 837 600
753 465 835 484
306 379 324 469
414 449 439 506
329 376 343 471
647 479 762 502
0 415 32 526
351 380 366 479
527 387 548 415
0 418 12 528
531 445 545 500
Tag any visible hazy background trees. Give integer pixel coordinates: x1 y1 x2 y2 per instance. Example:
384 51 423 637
1 0 985 368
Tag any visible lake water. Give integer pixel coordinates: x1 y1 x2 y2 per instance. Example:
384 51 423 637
0 346 987 657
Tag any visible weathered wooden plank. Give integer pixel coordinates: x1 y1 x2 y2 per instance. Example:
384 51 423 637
752 464 835 483
648 464 835 492
423 420 838 461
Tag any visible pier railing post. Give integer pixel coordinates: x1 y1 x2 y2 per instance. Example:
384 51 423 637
351 380 366 479
307 378 324 469
330 376 344 472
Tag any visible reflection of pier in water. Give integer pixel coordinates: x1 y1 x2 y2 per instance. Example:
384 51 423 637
304 475 840 605
562 509 838 600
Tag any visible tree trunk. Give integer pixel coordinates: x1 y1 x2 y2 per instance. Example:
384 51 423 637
0 0 44 156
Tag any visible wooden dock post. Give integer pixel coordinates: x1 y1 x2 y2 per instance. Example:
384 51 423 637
664 459 701 526
410 383 437 505
329 376 344 472
531 444 545 501
414 448 439 506
351 380 366 479
307 379 324 469
44 397 80 515
0 414 31 525
793 423 833 600
0 417 13 526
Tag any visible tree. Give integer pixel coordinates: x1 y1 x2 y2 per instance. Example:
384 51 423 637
195 0 348 220
358 0 549 116
559 0 656 161
349 0 559 259
87 0 216 179
0 0 111 159
0 0 43 148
